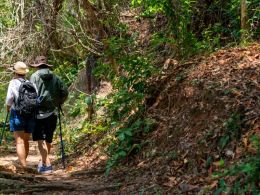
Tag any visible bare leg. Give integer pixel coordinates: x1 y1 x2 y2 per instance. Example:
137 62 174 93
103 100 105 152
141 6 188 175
14 132 28 167
37 140 51 166
46 142 52 154
23 133 31 158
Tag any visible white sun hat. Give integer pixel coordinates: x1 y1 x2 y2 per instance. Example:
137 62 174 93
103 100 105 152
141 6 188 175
11 61 29 75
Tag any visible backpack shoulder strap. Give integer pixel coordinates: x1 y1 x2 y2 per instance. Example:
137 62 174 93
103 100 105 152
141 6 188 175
17 78 26 83
14 78 25 107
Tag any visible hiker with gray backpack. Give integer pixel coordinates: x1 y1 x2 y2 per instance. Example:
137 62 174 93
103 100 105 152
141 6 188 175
30 56 68 174
5 62 37 167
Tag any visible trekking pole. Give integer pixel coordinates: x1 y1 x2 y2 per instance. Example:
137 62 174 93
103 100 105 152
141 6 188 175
58 107 66 169
0 112 9 145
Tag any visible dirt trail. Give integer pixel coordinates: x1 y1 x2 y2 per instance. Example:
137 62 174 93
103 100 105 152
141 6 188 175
0 141 53 168
0 141 120 195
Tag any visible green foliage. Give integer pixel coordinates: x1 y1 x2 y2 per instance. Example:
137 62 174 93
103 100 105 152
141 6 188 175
0 70 11 122
131 0 165 16
224 113 242 139
0 0 15 32
193 0 259 44
133 0 199 58
61 92 87 153
214 179 227 195
215 133 260 194
219 113 242 149
0 77 13 145
62 120 109 155
219 135 230 150
200 23 222 52
0 84 7 122
250 134 260 153
132 0 260 57
54 59 83 86
105 117 155 174
214 112 260 193
247 0 260 38
214 156 260 194
61 126 81 154
66 93 88 117
94 32 157 174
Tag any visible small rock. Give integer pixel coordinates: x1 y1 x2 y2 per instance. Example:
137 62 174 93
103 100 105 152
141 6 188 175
225 149 235 158
179 183 199 192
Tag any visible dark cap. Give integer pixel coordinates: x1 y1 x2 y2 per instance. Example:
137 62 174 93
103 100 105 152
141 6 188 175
30 56 53 67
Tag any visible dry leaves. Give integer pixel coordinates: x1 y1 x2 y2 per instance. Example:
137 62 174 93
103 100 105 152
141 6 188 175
144 44 260 193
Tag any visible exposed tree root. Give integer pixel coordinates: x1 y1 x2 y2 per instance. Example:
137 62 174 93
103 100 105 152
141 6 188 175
70 169 105 177
0 171 46 182
0 178 26 190
1 181 122 194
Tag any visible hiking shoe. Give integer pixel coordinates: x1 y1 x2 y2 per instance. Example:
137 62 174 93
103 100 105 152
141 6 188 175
37 161 43 172
38 165 53 174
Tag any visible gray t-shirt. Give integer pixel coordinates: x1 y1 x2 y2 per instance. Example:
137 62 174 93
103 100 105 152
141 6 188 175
6 78 24 109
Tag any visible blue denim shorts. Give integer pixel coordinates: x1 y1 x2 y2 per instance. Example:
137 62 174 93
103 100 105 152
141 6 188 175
9 109 35 133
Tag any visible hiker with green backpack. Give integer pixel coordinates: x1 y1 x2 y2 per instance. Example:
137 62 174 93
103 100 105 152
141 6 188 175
5 62 37 167
30 56 68 174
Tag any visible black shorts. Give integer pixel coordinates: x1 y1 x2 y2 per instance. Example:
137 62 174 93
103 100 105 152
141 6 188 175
32 113 58 143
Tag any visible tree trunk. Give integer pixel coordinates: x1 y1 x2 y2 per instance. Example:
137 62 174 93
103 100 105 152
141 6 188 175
46 0 65 51
85 54 99 120
241 0 247 40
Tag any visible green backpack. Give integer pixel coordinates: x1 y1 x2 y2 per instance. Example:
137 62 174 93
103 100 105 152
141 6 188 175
30 69 68 114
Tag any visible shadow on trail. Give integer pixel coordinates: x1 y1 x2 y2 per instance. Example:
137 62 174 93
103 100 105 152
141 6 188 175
0 141 122 195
